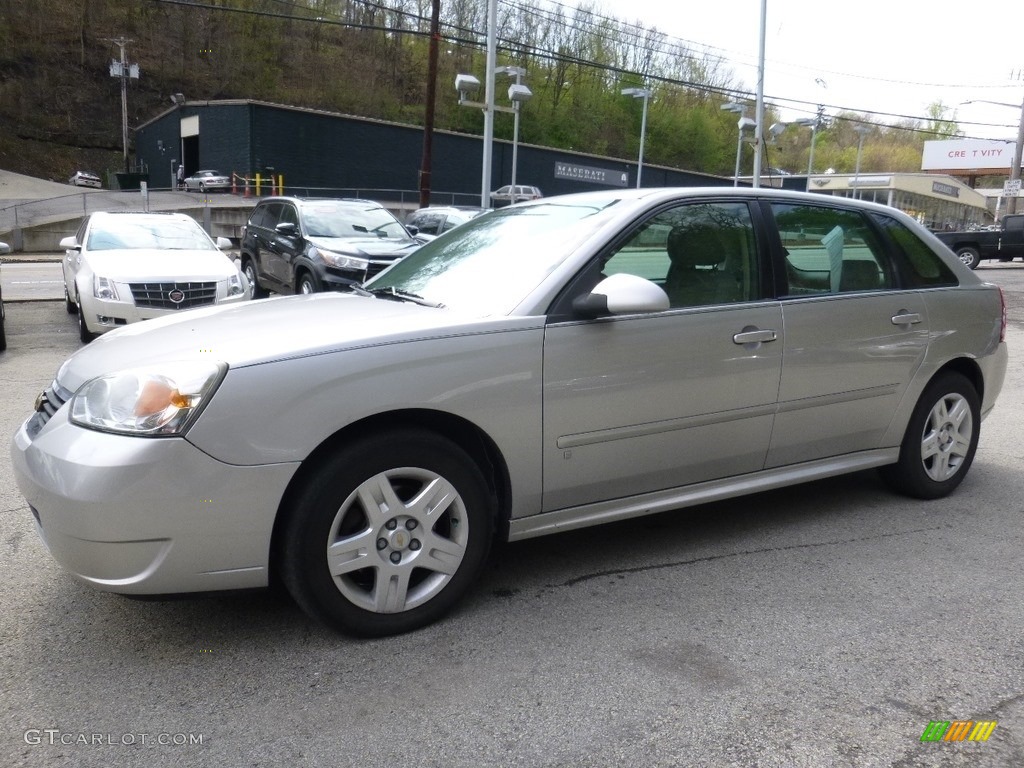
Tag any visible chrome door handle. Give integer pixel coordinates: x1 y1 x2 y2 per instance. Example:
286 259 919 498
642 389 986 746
733 329 777 345
891 312 922 325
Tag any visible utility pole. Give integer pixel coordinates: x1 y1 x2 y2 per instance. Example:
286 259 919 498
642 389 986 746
418 0 441 209
105 37 139 173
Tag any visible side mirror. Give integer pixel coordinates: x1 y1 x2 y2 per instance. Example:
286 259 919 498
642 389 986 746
59 236 80 251
275 222 298 237
572 273 670 318
215 236 233 250
0 241 10 255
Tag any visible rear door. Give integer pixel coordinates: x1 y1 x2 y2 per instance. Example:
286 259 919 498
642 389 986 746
542 199 783 511
763 200 930 468
265 202 301 290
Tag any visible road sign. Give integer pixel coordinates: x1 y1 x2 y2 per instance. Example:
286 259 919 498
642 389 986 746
1003 179 1021 196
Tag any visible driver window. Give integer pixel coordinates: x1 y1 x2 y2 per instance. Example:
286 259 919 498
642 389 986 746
602 202 757 308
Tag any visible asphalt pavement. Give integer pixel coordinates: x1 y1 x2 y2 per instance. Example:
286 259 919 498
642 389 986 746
1 266 1023 767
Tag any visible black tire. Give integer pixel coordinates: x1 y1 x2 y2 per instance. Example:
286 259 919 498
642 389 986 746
241 258 268 299
279 429 495 637
297 271 317 295
956 247 980 270
199 182 207 193
64 285 77 314
879 372 980 499
76 290 95 344
0 300 6 353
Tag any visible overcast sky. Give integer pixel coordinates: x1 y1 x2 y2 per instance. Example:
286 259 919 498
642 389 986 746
589 0 1024 140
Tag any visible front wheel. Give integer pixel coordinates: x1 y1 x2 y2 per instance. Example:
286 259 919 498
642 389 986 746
297 272 317 294
75 290 95 344
279 430 495 637
879 372 980 499
956 247 980 270
241 258 267 299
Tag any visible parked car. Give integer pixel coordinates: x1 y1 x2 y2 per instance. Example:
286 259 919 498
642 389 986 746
239 196 420 297
58 211 248 343
68 171 102 189
405 206 489 239
0 241 8 352
490 184 543 206
12 189 1008 638
933 213 1024 269
183 170 231 192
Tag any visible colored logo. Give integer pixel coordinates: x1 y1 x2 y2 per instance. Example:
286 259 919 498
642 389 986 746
920 720 997 742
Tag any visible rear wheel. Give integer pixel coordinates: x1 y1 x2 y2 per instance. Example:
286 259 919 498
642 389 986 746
879 372 980 499
956 247 980 270
279 429 495 637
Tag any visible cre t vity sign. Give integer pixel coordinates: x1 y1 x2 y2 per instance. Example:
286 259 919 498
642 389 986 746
921 139 1017 172
554 162 629 188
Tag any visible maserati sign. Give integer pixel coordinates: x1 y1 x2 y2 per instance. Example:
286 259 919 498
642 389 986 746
554 162 629 188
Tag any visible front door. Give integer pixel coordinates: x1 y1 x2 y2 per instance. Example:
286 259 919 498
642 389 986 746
542 200 783 512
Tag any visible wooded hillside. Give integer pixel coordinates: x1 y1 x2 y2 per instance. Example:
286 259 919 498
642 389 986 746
0 0 958 187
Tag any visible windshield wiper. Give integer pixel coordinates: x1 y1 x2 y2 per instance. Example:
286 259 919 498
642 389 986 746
358 286 445 309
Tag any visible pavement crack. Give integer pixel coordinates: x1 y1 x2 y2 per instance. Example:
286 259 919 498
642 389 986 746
559 523 953 587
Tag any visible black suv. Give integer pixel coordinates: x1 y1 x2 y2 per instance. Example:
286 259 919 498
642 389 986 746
239 197 420 296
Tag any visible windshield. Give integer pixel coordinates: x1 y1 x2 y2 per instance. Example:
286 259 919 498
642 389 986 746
300 201 411 240
86 217 217 251
363 195 623 315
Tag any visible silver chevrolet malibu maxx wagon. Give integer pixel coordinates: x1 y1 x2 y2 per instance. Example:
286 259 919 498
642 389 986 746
12 188 1008 637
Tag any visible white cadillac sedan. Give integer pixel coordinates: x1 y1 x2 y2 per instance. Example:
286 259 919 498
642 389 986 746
13 189 1008 637
59 211 248 342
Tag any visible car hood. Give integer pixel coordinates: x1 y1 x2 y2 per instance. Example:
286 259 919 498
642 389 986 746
83 250 239 281
55 293 534 393
306 235 418 259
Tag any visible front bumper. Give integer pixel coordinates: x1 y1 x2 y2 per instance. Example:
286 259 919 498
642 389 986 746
11 407 299 594
81 290 248 334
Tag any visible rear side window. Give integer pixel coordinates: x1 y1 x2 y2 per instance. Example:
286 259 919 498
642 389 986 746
770 203 893 295
871 213 958 287
248 203 278 230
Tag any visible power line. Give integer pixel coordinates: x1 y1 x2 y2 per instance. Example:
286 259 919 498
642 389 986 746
143 0 1015 140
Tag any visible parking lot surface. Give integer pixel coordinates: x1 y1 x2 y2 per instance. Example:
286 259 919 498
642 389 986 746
1 265 1023 767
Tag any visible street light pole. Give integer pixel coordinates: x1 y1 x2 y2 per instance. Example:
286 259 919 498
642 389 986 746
498 66 531 201
1010 96 1024 215
721 102 754 187
622 87 652 188
481 0 498 208
795 116 818 192
853 124 871 199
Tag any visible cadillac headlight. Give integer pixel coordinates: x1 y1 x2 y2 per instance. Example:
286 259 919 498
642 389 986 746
312 247 369 271
69 361 227 436
93 275 120 301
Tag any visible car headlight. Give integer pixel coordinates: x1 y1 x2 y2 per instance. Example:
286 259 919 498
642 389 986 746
311 247 369 271
227 272 244 296
69 361 227 436
93 275 120 301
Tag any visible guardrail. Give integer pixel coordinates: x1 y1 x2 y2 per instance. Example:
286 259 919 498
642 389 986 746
0 186 485 252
